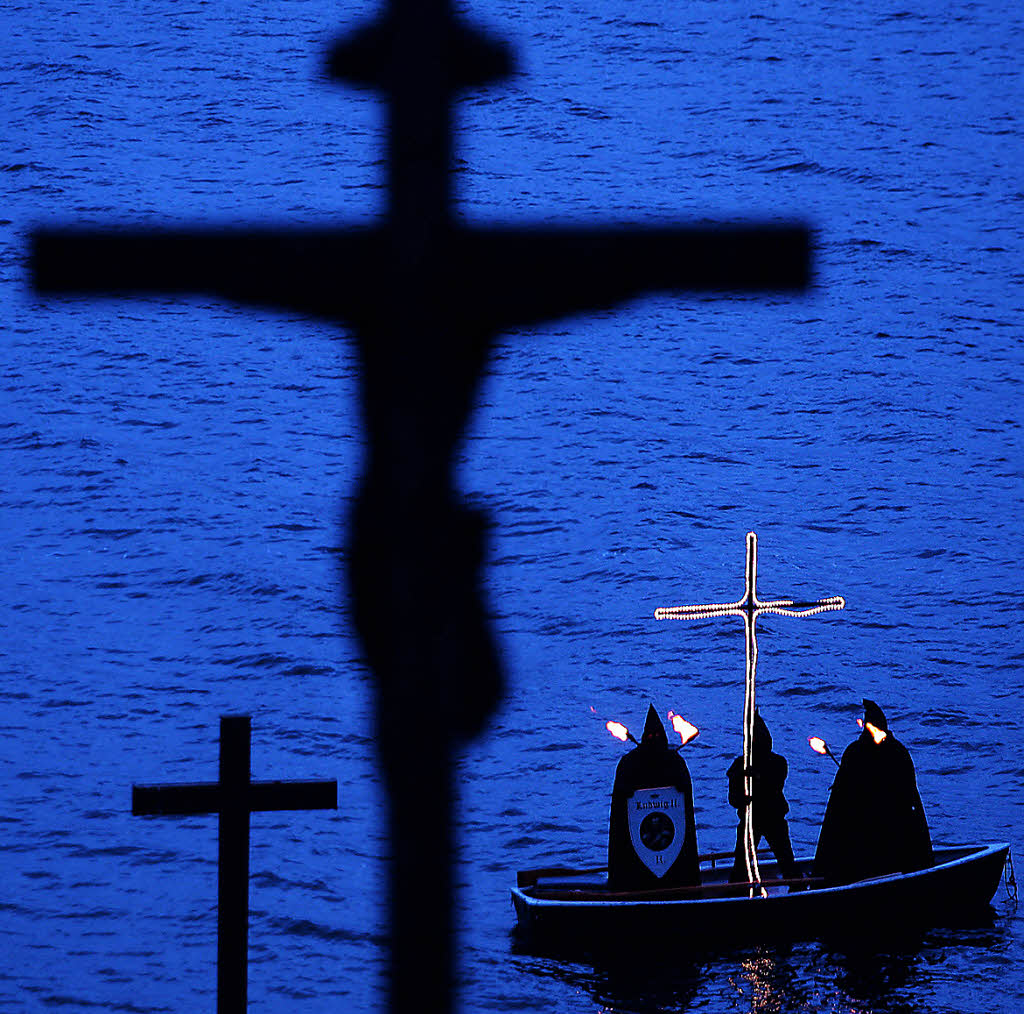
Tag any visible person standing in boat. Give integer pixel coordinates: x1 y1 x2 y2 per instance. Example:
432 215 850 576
607 704 700 890
813 698 933 885
727 710 800 883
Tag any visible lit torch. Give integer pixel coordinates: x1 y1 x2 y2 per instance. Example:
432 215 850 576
808 735 840 767
667 711 699 747
857 717 887 744
606 721 638 745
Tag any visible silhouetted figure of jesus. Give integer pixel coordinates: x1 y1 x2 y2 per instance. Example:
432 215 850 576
727 710 799 883
608 704 699 890
813 698 933 885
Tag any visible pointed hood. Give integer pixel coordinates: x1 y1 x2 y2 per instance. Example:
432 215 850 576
640 703 668 747
862 698 888 732
753 709 772 754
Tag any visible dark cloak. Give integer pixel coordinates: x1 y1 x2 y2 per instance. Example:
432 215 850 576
607 705 699 890
726 711 797 878
813 706 933 885
726 712 790 821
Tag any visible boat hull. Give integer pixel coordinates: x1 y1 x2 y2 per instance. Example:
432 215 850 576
511 844 1009 945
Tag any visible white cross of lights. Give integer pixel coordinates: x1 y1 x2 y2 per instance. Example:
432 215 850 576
655 531 845 896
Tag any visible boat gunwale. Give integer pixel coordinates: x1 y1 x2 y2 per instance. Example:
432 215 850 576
512 843 1009 910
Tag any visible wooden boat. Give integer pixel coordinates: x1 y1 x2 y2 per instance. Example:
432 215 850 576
512 843 1010 945
514 538 1012 948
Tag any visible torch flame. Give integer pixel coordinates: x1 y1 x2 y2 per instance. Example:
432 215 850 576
606 721 629 743
809 734 841 767
865 721 887 745
856 717 887 743
667 711 699 746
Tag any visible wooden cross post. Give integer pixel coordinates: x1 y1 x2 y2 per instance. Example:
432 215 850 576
32 3 813 1010
655 532 844 895
131 715 337 1014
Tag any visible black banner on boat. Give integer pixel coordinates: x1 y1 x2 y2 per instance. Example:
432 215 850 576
627 786 686 877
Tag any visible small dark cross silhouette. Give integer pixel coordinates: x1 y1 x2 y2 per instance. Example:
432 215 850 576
32 2 812 1010
132 715 337 1014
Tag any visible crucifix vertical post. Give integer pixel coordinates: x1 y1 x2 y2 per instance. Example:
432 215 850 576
656 532 845 894
219 716 251 1010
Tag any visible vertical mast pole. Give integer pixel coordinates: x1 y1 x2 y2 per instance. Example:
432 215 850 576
742 533 762 895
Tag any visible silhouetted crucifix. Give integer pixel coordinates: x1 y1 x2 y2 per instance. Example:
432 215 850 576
132 715 336 1014
32 2 811 1010
655 532 845 894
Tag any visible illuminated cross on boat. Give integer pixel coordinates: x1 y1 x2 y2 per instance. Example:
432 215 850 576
655 532 844 894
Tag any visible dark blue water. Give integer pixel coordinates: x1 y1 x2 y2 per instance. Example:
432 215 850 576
3 1 1022 1011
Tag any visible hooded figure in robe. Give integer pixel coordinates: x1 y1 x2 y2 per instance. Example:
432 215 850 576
727 710 799 882
607 704 699 890
813 699 933 885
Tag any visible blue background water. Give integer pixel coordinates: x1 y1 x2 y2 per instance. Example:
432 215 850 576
3 0 1022 1010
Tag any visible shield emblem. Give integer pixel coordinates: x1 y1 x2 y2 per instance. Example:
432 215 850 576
626 785 686 877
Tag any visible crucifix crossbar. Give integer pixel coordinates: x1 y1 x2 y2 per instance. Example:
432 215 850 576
655 532 844 895
132 715 337 1014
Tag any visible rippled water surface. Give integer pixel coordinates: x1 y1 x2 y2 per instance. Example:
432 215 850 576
3 1 1022 1011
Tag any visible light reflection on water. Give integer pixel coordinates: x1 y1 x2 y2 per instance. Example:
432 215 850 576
507 918 1014 1014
